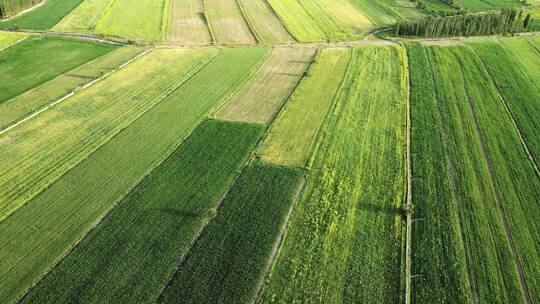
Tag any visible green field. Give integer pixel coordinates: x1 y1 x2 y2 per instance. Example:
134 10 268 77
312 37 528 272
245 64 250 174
350 0 427 25
94 0 168 41
0 0 84 30
52 0 114 33
237 0 293 43
0 31 27 49
453 0 520 11
259 45 406 303
166 0 212 45
21 120 263 304
215 46 315 124
0 36 117 105
265 0 326 42
0 48 215 222
205 0 256 44
0 46 143 130
159 162 303 303
258 47 350 167
0 47 268 303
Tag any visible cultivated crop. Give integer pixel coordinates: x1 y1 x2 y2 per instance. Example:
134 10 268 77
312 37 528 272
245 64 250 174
0 31 26 49
21 120 264 304
0 0 84 30
204 0 256 44
264 0 325 42
0 0 41 18
159 162 304 304
259 45 406 303
166 0 212 45
236 0 293 43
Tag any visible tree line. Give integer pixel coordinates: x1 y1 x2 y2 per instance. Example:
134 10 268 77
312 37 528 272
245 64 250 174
0 0 41 18
394 8 534 37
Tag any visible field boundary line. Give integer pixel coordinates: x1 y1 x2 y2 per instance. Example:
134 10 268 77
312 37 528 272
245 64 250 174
250 176 306 303
424 45 479 304
260 0 298 42
0 47 152 136
0 34 28 52
455 53 532 304
401 42 412 304
466 44 540 181
235 0 261 43
15 51 223 303
201 0 216 44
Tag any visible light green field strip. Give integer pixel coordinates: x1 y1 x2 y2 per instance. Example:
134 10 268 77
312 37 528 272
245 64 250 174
257 47 350 167
454 0 520 11
350 0 426 25
0 47 269 304
265 0 326 42
166 0 212 45
204 0 256 44
0 46 143 131
0 49 215 222
422 0 456 14
237 0 293 43
498 37 540 89
53 0 114 33
259 45 406 303
450 46 540 302
297 0 372 40
215 47 316 124
95 0 168 42
406 43 472 303
0 31 27 51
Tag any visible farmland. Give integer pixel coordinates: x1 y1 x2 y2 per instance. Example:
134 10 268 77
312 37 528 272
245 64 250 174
1 0 540 303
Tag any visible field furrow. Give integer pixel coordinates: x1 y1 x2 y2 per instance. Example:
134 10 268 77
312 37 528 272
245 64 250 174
257 47 350 167
95 0 168 42
406 43 472 303
264 0 326 42
20 120 264 304
159 162 304 304
0 48 216 222
215 46 316 124
0 47 269 304
237 0 293 43
259 45 406 303
204 0 255 44
0 0 85 30
0 46 144 130
166 0 212 45
0 36 117 105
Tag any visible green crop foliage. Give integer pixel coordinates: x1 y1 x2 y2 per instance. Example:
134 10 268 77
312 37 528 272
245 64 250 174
166 0 213 45
350 0 426 25
52 0 116 34
0 46 143 130
204 0 256 44
216 47 315 124
259 45 406 303
0 47 269 303
0 0 85 30
0 0 41 18
0 31 26 49
0 48 218 222
467 38 540 167
21 120 263 304
0 36 117 105
454 0 520 12
159 162 304 304
94 0 169 42
258 47 350 167
265 0 326 42
236 0 294 43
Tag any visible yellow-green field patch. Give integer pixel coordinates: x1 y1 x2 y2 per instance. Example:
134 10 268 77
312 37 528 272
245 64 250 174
166 0 212 45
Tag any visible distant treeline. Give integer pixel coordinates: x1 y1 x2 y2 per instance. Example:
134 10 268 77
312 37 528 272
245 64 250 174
395 9 534 37
0 0 41 18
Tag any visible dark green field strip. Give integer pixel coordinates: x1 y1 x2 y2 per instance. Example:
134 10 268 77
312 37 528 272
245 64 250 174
0 46 143 130
406 43 472 303
0 0 84 30
425 45 524 303
0 47 269 303
0 35 117 104
450 46 540 303
260 46 406 303
159 162 303 304
467 39 540 172
21 120 263 304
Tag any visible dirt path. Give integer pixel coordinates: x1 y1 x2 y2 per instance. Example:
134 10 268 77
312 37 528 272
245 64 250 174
456 56 532 304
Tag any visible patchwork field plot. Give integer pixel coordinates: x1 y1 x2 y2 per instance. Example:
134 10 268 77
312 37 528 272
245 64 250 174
453 0 520 11
0 35 117 105
204 0 256 44
350 0 426 25
0 46 143 130
0 47 268 303
236 0 293 43
264 0 325 42
159 162 304 304
215 47 316 124
94 0 168 41
52 0 115 34
0 48 214 222
257 47 350 167
0 31 27 50
0 0 84 30
166 0 212 45
259 45 406 303
21 120 263 304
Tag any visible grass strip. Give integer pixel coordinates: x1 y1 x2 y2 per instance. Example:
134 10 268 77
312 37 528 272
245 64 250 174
0 0 85 30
